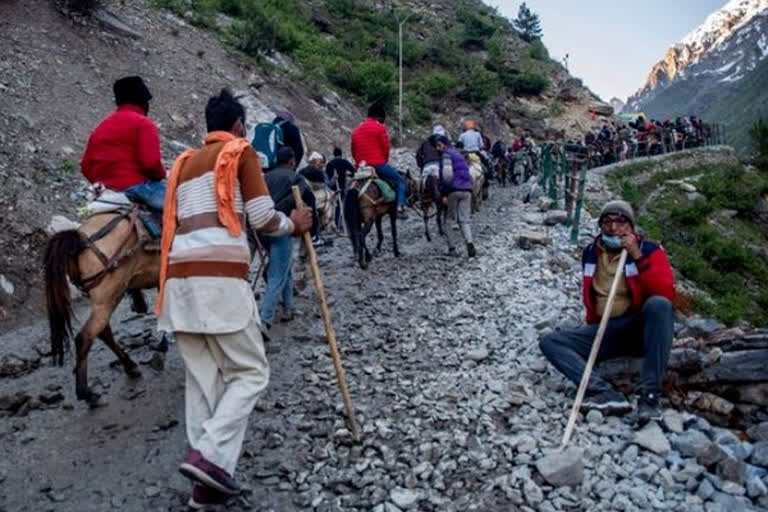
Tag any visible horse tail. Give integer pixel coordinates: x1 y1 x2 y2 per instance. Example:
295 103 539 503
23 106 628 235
43 230 85 366
343 188 361 246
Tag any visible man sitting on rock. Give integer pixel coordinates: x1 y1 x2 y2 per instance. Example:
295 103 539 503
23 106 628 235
539 200 675 425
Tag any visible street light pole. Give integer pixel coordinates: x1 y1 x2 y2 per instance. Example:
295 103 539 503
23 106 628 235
397 12 413 142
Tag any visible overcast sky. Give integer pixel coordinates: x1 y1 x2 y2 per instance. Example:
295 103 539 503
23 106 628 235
484 0 726 101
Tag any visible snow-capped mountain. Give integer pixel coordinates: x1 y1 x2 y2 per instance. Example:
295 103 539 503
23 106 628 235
625 0 768 113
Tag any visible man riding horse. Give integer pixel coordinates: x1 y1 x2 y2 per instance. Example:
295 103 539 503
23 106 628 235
81 76 166 216
351 101 407 219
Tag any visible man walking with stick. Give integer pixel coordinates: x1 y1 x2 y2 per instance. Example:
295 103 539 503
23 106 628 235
156 89 312 509
539 200 675 426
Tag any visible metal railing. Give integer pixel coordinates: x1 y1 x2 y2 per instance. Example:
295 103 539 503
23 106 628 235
533 123 726 243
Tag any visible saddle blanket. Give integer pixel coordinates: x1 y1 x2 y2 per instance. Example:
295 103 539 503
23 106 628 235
79 187 161 239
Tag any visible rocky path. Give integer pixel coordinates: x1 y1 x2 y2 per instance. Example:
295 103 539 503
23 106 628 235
0 186 767 512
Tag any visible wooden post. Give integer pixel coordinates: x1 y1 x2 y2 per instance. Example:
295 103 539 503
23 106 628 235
291 186 360 441
561 250 628 448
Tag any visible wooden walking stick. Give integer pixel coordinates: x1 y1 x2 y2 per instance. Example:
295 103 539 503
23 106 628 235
291 186 360 441
561 249 628 448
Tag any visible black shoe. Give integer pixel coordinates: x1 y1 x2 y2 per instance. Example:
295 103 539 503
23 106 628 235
583 390 633 415
636 391 663 426
447 247 459 257
260 323 271 343
467 243 477 258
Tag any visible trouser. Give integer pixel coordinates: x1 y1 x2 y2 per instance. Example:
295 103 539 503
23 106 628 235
374 163 405 208
176 317 270 475
445 190 472 249
124 180 167 211
539 296 674 395
259 235 294 326
334 189 346 230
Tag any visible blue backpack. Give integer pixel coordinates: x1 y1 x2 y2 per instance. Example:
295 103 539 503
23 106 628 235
251 120 286 169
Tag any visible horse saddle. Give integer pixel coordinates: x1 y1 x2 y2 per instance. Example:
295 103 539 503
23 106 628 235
350 166 396 204
81 187 162 240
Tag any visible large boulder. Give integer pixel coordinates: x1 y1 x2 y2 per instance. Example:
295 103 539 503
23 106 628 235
557 78 583 102
589 103 614 117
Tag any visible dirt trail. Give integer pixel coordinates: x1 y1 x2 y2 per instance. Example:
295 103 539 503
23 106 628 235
0 185 578 511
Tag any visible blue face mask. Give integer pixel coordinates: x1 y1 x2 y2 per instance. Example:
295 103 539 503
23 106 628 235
601 234 623 249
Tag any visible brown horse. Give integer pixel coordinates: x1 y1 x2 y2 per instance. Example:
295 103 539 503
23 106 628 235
342 179 399 269
43 208 159 406
494 157 508 187
411 173 444 242
342 172 418 269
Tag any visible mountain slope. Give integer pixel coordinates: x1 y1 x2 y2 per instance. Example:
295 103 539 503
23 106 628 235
624 0 768 152
626 0 768 112
0 0 599 325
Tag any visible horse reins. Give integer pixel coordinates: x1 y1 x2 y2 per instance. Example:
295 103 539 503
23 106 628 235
77 207 145 292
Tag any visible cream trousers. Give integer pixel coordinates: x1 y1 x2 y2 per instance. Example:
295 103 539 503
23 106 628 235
176 318 270 475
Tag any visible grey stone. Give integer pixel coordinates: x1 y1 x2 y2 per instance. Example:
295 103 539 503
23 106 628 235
698 443 728 467
518 231 552 249
662 410 684 434
747 422 768 442
750 442 768 468
717 456 746 485
672 429 711 458
722 442 753 462
523 478 544 505
466 348 489 362
544 210 570 226
586 410 603 425
697 478 715 500
713 429 740 446
537 196 555 212
710 491 753 510
746 475 768 498
679 182 697 193
746 463 767 481
144 486 162 497
0 274 13 296
535 448 584 487
389 488 420 509
622 444 639 463
677 461 706 481
686 317 725 337
719 481 746 496
634 421 671 455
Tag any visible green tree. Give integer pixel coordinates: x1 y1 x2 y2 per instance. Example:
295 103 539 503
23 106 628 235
749 117 768 171
514 2 542 42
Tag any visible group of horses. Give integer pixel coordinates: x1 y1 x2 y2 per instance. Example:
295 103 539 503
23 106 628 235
42 151 494 406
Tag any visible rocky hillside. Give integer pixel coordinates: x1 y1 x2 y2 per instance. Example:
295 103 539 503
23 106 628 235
0 0 603 326
624 0 768 152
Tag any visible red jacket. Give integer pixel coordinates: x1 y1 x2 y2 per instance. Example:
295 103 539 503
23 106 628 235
81 105 165 190
351 118 390 167
582 236 675 324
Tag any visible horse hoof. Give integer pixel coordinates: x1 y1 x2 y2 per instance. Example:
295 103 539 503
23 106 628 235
88 394 107 409
125 364 142 379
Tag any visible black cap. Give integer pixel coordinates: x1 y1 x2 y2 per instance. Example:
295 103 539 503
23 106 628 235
367 101 386 120
113 76 152 106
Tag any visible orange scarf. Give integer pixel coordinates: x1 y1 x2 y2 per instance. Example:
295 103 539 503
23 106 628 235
155 131 251 315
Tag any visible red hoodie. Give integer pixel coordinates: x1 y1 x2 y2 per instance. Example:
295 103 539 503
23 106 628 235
581 236 675 324
351 117 390 167
81 105 165 190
